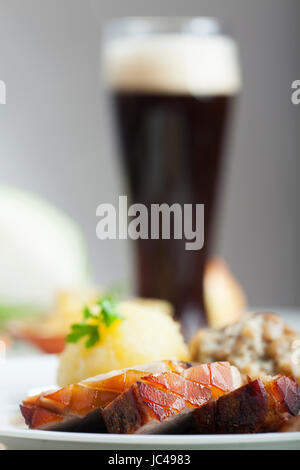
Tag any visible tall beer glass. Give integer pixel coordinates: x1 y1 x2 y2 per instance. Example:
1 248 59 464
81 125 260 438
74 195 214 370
103 17 241 339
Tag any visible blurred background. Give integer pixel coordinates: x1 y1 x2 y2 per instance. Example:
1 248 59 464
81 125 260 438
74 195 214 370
0 0 299 309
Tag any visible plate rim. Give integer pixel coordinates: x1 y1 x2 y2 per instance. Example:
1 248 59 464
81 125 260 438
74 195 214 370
0 428 299 445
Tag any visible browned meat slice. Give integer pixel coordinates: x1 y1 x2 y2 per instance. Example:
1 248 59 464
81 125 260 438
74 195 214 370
191 375 300 434
20 360 191 431
103 363 242 434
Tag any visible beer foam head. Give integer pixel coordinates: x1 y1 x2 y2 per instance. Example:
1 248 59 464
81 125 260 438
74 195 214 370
104 34 241 95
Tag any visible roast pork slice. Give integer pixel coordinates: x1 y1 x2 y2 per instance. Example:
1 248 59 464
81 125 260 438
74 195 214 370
20 360 191 431
191 375 300 434
103 362 242 434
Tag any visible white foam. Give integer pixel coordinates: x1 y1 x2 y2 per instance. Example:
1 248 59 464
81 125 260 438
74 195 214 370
104 34 242 96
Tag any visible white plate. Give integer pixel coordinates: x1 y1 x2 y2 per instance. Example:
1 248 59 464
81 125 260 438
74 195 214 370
0 309 300 450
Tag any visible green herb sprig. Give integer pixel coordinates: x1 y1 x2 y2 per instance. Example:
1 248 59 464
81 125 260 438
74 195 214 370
66 295 124 349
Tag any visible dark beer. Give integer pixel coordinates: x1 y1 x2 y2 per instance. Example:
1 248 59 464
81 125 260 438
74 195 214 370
105 26 241 338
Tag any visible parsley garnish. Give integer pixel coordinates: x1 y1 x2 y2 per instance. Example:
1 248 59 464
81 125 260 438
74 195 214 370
66 295 124 349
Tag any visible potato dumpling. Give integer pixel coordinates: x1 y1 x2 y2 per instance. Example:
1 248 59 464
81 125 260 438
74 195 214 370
57 301 189 386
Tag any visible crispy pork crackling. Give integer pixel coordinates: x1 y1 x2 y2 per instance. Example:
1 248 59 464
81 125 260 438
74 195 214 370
103 362 241 434
191 375 300 434
20 360 191 431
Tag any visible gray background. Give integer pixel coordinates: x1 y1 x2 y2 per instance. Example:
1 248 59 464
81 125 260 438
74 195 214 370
0 0 299 308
